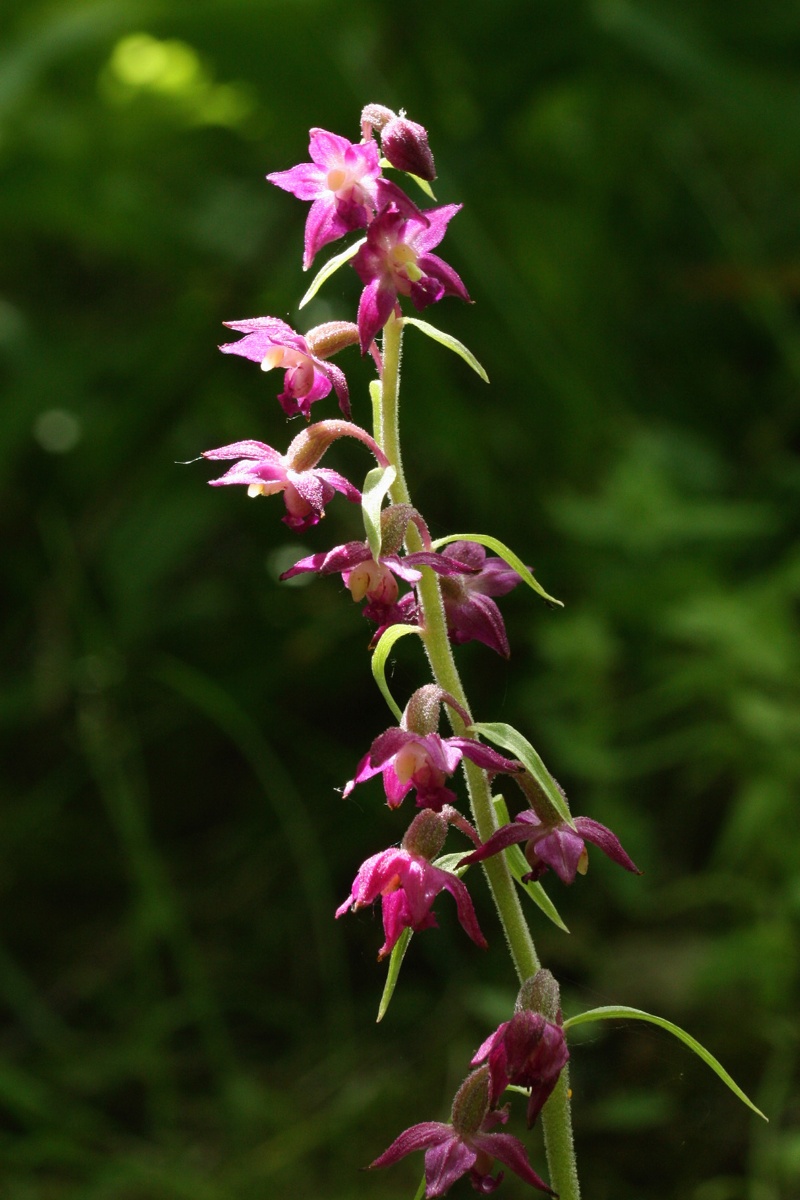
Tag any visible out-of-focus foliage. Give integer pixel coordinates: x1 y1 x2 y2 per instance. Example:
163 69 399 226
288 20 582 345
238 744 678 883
2 1 799 1197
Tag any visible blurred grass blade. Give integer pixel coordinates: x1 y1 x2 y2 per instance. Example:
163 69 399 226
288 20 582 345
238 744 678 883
563 1005 767 1120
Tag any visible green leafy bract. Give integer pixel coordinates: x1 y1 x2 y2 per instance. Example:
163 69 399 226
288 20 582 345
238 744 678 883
299 237 365 308
471 723 573 827
362 464 396 561
371 624 423 722
377 927 412 1022
401 316 489 382
379 157 437 201
492 795 569 931
563 1006 767 1120
430 532 563 608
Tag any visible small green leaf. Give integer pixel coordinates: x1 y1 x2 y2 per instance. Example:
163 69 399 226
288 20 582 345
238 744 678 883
563 1006 767 1121
472 723 573 827
379 158 437 201
362 464 396 561
377 927 412 1022
299 237 366 308
429 533 563 608
371 624 423 721
492 795 569 931
432 852 467 875
401 316 489 382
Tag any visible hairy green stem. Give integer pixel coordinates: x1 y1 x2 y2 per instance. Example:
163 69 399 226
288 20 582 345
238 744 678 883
377 312 581 1200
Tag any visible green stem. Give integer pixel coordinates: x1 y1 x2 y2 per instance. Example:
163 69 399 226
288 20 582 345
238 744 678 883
378 312 581 1200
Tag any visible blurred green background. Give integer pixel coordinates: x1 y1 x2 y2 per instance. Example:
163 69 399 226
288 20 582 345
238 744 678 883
2 0 799 1197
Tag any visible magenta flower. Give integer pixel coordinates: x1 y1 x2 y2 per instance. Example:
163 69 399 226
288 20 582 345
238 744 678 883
267 128 422 270
203 419 386 532
219 317 356 420
344 722 519 813
352 205 470 351
335 810 486 959
460 808 641 885
370 1065 554 1197
472 1011 570 1128
439 542 525 658
280 538 475 608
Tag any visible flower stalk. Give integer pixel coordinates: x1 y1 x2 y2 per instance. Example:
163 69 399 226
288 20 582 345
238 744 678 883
378 310 581 1199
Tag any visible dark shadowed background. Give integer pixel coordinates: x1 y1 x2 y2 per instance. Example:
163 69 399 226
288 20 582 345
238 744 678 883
2 1 799 1197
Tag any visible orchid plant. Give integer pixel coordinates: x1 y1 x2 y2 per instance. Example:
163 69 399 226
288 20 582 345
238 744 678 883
200 105 765 1198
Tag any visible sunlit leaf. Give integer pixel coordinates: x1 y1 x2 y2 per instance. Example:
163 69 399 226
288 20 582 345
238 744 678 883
430 533 563 607
563 1006 767 1120
471 723 573 826
371 624 423 721
299 238 365 308
379 158 437 201
362 464 396 561
377 927 412 1022
401 316 489 382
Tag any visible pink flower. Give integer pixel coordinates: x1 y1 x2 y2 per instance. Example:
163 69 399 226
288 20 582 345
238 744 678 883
439 542 525 658
335 811 486 959
267 128 422 270
352 206 470 351
344 725 519 813
280 537 476 608
370 1066 554 1197
219 317 356 420
460 808 641 885
203 419 386 532
472 1011 569 1128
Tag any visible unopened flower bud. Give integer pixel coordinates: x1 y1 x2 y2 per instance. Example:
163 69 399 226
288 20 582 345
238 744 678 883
402 809 448 861
381 113 437 181
450 1066 491 1139
516 969 562 1024
304 320 360 360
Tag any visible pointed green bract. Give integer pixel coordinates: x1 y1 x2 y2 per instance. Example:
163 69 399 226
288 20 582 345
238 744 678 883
563 1006 767 1121
371 624 424 721
430 532 563 607
401 316 489 382
379 157 437 201
377 927 412 1022
362 464 396 561
299 237 366 308
471 722 574 827
492 795 569 931
432 852 468 876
